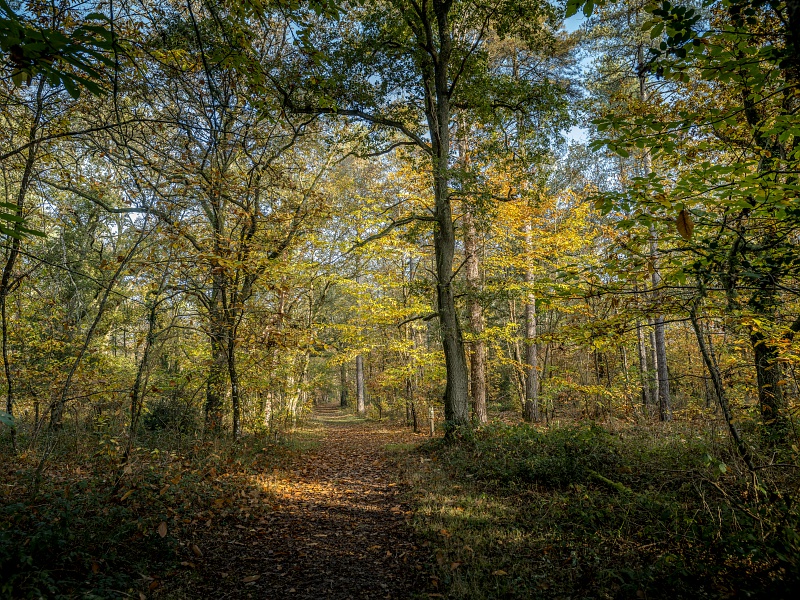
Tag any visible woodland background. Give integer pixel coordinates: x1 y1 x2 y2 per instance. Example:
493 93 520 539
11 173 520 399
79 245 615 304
1 0 799 598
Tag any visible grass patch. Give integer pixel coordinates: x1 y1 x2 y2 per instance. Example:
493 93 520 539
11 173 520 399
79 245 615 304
385 442 418 454
406 422 800 599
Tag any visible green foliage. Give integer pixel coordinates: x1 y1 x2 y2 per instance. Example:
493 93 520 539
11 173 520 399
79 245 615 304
141 398 198 434
0 494 173 599
411 422 800 598
450 422 621 488
0 0 116 97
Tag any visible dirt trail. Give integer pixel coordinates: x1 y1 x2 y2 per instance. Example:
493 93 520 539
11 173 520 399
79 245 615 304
174 406 427 599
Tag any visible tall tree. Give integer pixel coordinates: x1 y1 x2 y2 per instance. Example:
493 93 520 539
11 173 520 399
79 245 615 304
278 0 568 428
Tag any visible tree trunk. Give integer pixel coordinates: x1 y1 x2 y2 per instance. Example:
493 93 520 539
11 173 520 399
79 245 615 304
1 79 44 446
690 303 754 470
636 319 651 409
263 391 273 429
522 223 540 422
340 362 349 408
653 313 672 421
636 40 671 421
463 209 487 424
356 354 365 415
425 2 470 428
751 329 788 441
227 334 242 440
205 319 226 432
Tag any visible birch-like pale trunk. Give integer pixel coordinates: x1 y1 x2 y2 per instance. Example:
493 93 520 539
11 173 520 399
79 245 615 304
463 209 487 424
522 222 540 422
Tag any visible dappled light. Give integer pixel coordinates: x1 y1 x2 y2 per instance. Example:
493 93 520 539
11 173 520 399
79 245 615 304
1 0 799 597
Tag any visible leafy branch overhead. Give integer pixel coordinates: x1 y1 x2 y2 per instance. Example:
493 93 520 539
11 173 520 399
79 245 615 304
0 0 118 97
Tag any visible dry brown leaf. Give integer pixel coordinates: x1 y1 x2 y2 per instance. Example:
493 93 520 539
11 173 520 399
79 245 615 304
191 543 203 557
119 489 134 501
91 562 100 574
180 561 196 568
157 521 167 538
492 569 508 576
676 208 694 240
242 574 261 583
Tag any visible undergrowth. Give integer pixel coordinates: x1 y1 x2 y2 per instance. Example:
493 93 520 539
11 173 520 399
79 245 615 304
407 422 800 599
0 426 319 599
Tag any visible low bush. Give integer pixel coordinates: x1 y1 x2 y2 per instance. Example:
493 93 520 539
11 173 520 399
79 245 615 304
409 422 800 599
141 398 197 433
0 492 173 599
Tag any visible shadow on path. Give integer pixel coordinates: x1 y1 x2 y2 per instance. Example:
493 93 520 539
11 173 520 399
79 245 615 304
168 405 428 600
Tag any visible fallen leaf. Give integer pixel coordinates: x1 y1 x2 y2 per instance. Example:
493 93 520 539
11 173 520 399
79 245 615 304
120 489 134 501
450 562 462 571
492 569 508 576
191 543 203 557
91 562 100 574
157 522 167 538
242 574 260 583
180 561 196 568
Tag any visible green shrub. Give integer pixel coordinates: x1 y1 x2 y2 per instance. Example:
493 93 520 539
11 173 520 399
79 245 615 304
444 423 621 489
0 491 174 599
141 398 197 433
415 422 800 598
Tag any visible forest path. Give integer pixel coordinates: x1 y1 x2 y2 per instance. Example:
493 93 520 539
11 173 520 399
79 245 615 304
171 405 427 600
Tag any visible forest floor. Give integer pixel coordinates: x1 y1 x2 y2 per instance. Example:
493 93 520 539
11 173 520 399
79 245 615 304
4 408 798 599
164 405 430 600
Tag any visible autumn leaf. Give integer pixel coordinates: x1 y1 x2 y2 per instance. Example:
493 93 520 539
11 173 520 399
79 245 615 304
157 522 167 538
191 544 203 557
676 209 694 240
242 574 261 583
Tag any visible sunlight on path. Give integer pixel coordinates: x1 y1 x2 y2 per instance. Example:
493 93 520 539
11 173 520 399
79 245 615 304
173 405 426 600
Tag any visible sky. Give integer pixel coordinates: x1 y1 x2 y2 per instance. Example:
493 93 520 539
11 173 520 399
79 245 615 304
562 13 589 145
